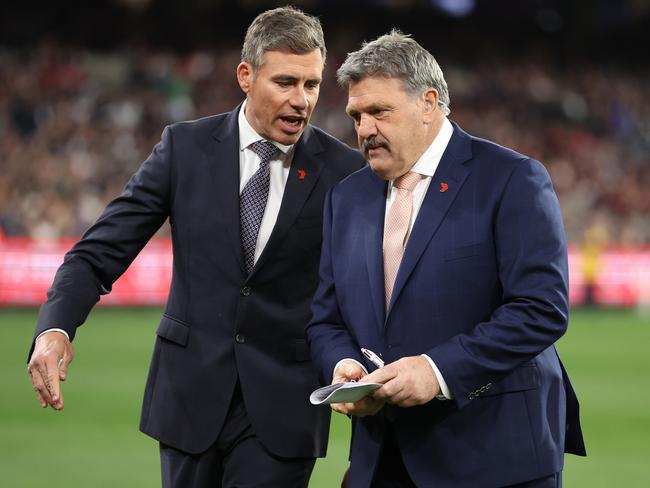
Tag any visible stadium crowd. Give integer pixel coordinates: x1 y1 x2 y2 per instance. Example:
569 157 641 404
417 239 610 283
1 42 649 243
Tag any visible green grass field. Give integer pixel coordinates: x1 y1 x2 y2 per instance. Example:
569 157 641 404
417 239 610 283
1 307 649 487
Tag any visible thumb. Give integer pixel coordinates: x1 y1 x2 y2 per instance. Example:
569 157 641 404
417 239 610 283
362 363 397 384
58 346 73 381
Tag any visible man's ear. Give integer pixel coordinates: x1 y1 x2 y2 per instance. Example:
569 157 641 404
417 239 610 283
237 62 254 93
422 88 440 121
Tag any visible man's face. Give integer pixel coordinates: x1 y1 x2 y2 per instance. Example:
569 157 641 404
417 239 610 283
237 49 323 145
346 76 431 180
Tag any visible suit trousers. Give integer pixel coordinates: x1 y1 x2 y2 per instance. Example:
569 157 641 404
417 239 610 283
160 383 315 488
371 420 417 488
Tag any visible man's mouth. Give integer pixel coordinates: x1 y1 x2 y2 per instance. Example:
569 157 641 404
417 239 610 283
279 114 306 129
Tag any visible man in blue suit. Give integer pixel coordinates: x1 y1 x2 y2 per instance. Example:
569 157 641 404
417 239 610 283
27 7 364 487
307 31 585 487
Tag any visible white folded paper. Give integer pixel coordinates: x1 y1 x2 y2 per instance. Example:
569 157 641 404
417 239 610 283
309 382 382 405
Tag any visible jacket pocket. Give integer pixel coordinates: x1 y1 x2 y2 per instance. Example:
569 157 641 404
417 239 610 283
444 242 491 261
156 314 190 347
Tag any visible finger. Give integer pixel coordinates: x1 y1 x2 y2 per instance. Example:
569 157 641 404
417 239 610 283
331 402 352 415
29 366 52 407
58 349 72 381
40 360 63 409
29 369 49 408
373 380 405 403
362 364 398 384
359 397 384 415
32 385 48 408
390 389 414 407
349 398 384 417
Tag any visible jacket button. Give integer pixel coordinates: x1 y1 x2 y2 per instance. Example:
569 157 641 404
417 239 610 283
235 334 245 344
241 286 251 296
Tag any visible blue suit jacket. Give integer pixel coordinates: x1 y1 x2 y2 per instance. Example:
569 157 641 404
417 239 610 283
307 122 585 487
32 105 365 457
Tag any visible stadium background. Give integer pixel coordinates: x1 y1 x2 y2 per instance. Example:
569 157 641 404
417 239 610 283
1 0 649 486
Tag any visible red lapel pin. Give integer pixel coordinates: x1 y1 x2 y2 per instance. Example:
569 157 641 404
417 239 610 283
439 182 449 193
297 169 306 180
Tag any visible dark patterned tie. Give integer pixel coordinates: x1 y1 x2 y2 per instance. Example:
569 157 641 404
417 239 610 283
240 140 278 274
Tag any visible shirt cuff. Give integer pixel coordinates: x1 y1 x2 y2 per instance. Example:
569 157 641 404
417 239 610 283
421 354 453 400
36 328 70 341
332 358 368 382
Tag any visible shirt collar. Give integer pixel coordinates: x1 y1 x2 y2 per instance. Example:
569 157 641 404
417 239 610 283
238 100 293 155
408 117 454 178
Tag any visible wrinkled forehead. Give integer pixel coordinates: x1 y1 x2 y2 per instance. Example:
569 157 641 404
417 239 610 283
346 76 410 112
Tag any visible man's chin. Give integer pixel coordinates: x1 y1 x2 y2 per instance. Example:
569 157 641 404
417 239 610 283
274 129 305 145
368 159 393 180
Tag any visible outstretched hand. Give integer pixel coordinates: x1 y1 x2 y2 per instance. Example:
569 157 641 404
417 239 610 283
27 331 74 410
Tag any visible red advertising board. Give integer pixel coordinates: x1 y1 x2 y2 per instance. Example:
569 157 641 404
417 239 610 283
0 237 172 305
1 237 649 307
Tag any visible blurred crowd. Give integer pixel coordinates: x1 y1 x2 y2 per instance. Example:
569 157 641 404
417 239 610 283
1 42 649 243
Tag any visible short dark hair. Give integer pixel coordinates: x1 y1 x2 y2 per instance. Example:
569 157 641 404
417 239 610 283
241 6 326 70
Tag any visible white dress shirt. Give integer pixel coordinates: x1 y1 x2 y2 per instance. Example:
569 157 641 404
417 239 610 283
238 100 295 264
335 118 455 400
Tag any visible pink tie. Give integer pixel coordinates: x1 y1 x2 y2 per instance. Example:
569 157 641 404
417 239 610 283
383 171 423 309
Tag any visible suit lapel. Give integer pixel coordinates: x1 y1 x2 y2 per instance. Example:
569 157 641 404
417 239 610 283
363 171 389 331
252 125 325 274
209 105 245 272
387 124 473 316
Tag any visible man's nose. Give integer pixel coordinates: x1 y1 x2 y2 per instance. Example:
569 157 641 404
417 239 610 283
357 114 377 138
289 88 308 110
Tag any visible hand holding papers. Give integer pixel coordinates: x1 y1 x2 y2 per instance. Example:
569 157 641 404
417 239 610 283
310 348 385 405
309 381 382 405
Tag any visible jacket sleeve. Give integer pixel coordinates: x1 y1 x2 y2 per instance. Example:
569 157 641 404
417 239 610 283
32 125 174 345
306 189 366 385
427 158 569 409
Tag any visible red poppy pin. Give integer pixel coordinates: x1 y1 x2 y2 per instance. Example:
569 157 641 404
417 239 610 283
297 169 307 180
439 182 449 193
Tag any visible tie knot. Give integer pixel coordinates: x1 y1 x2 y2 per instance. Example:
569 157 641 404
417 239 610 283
394 171 422 192
249 140 278 165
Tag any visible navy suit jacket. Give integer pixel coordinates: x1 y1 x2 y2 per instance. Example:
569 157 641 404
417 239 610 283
32 105 365 457
307 122 585 487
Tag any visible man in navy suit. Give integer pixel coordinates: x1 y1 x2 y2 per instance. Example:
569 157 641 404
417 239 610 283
307 31 585 487
27 7 364 487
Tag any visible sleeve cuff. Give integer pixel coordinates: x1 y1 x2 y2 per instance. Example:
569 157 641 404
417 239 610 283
421 354 453 400
36 328 70 341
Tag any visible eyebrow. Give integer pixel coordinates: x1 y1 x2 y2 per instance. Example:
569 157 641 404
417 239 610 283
346 103 389 117
272 74 322 84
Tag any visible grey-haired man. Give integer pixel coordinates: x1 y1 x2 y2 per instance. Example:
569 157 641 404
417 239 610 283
27 7 364 487
308 31 585 487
